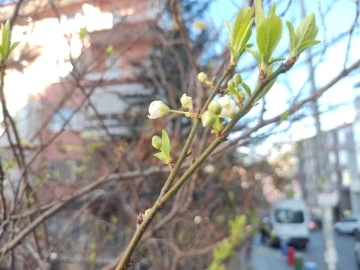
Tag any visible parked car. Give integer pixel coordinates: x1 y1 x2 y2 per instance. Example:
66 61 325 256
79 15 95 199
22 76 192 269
334 216 360 235
355 235 360 269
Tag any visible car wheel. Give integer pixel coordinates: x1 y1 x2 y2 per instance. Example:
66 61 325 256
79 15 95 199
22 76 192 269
353 229 360 237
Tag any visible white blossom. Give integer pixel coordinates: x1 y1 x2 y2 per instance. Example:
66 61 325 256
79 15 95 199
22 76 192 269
148 101 170 119
197 72 208 83
180 94 193 109
219 96 238 118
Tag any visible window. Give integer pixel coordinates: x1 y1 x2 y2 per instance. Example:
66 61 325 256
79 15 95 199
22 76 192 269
331 173 338 184
338 150 347 165
337 130 347 145
105 52 121 72
342 169 350 186
328 151 337 165
50 107 83 132
327 133 334 148
274 209 304 224
48 160 78 182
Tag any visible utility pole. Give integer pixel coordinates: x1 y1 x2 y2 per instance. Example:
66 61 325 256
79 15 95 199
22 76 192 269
300 1 337 269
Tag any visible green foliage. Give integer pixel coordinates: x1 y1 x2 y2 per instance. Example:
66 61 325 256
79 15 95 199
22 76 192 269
88 252 96 262
213 239 234 261
86 141 105 154
225 7 254 63
208 214 255 269
287 13 320 58
0 20 19 62
226 79 246 104
78 27 88 39
161 129 171 160
255 2 282 68
154 129 172 165
3 159 14 169
241 81 252 98
208 262 226 270
105 45 115 54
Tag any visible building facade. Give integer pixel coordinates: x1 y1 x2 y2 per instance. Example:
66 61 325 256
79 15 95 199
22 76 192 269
296 123 360 218
0 1 163 268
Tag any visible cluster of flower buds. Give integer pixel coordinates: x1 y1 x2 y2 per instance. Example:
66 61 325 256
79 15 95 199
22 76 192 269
226 74 249 105
148 94 193 120
147 80 244 134
201 95 239 132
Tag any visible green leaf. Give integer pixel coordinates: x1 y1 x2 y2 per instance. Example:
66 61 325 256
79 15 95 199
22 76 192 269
9 42 19 54
254 0 265 31
286 21 296 53
4 159 14 169
268 3 276 16
105 45 115 54
296 13 318 43
241 82 252 98
296 39 321 54
245 47 260 64
88 252 96 262
161 129 171 160
255 76 277 103
223 20 232 42
268 57 286 65
154 152 167 162
78 27 88 39
256 14 282 65
232 7 253 49
234 18 254 55
2 22 9 60
0 45 4 60
227 82 237 96
226 44 235 57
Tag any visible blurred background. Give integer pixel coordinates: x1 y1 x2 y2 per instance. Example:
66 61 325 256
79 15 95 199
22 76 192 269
0 0 359 269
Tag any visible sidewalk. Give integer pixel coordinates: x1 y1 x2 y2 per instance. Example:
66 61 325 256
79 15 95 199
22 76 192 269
250 235 293 270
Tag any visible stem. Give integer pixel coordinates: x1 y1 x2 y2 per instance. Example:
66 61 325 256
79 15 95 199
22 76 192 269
222 63 288 134
201 65 234 114
159 118 200 197
115 67 234 270
169 109 188 115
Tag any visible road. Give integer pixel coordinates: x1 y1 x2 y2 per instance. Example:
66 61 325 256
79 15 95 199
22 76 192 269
250 230 358 270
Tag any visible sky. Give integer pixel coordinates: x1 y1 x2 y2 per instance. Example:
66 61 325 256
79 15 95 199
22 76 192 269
207 0 360 153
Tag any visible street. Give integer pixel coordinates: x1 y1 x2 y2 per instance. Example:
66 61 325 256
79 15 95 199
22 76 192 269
250 231 358 270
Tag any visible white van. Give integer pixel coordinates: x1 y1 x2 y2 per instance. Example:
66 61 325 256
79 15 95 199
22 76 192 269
270 199 310 249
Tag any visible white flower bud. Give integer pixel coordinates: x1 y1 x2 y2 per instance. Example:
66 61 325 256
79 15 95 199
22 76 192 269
148 101 170 119
197 72 208 83
194 215 202 224
180 94 193 109
201 111 216 127
219 96 238 118
208 100 222 115
152 136 162 149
